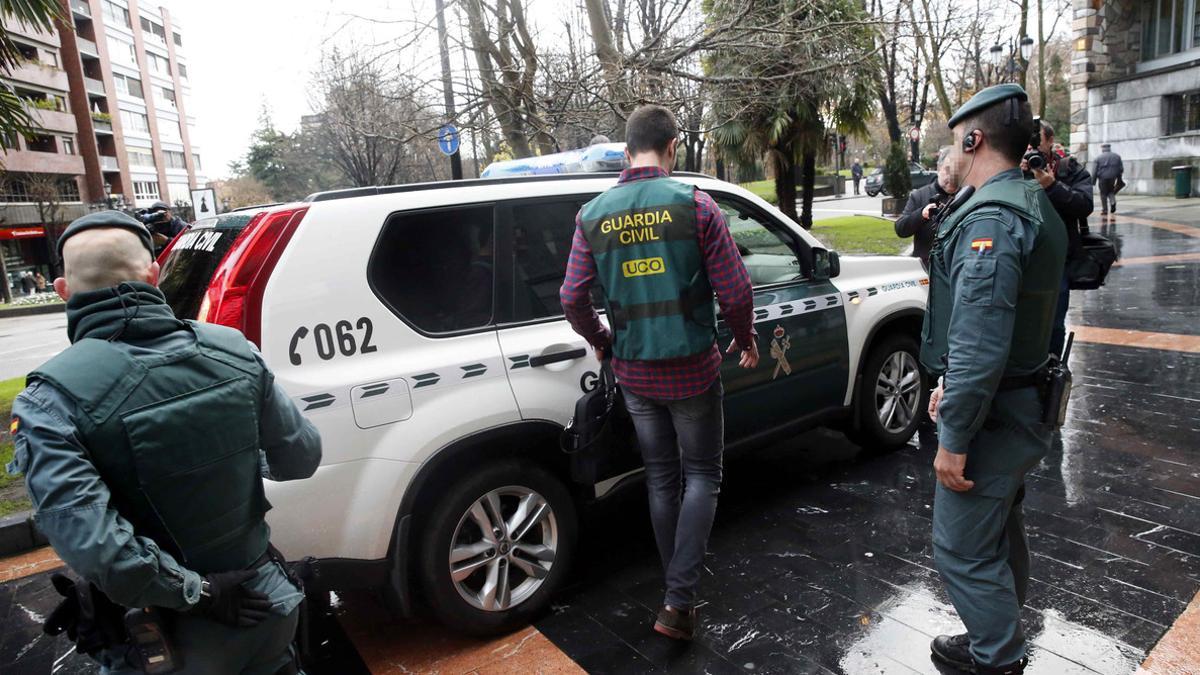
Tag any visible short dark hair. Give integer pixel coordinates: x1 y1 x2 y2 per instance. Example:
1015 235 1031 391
625 105 678 155
1039 119 1055 140
964 98 1034 163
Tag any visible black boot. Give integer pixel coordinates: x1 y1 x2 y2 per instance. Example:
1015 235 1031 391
976 658 1027 675
931 634 973 671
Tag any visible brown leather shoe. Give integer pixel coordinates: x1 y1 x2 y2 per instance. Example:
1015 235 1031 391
653 605 697 640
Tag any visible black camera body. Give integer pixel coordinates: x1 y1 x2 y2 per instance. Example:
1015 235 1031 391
1025 116 1047 172
136 209 169 226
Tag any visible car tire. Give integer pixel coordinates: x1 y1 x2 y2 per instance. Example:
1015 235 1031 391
849 332 928 451
417 459 577 635
866 187 880 197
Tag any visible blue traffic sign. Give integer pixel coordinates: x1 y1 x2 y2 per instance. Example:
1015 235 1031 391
437 124 460 156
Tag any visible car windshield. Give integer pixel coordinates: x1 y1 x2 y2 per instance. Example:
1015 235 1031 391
157 214 256 319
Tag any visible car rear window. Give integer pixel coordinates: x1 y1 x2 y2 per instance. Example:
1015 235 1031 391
158 214 255 319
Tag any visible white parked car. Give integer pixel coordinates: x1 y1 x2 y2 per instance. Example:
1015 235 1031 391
156 172 929 634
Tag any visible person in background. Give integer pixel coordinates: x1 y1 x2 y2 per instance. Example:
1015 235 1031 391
35 271 47 292
851 159 864 196
559 104 758 641
1022 119 1093 358
895 146 959 270
9 211 322 674
1093 143 1124 216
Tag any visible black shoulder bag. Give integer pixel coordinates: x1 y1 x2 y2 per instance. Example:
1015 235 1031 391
560 362 638 484
1067 231 1118 290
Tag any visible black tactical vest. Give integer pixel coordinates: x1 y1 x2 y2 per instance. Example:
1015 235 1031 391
29 322 271 575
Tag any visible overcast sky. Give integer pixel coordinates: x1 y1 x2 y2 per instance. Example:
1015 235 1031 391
161 0 1061 181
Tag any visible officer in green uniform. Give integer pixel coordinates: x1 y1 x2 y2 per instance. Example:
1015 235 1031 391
6 211 322 674
920 85 1067 675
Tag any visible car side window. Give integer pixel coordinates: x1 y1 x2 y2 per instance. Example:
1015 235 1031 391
369 205 495 334
712 194 808 286
506 198 587 322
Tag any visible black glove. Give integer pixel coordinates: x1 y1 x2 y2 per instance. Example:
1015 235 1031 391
43 573 81 639
193 569 272 627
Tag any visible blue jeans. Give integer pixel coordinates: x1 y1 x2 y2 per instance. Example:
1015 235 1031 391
621 380 724 611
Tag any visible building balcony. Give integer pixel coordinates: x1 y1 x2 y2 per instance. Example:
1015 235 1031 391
99 155 119 171
84 76 105 96
0 147 86 175
71 0 91 17
6 61 69 91
28 107 78 134
92 117 113 134
1 19 59 47
77 36 99 58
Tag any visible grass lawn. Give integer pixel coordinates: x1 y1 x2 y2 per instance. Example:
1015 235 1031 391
810 215 906 256
0 375 30 518
740 179 777 204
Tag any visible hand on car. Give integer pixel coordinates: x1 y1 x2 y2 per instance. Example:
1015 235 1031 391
726 338 759 369
934 446 974 492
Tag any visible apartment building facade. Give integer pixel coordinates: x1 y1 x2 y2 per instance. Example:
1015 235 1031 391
1070 0 1200 195
1 0 206 293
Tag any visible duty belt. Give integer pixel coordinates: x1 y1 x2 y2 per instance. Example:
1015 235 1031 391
997 370 1047 391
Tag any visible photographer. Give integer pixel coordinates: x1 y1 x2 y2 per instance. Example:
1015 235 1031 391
140 201 188 255
895 146 958 270
1021 120 1093 356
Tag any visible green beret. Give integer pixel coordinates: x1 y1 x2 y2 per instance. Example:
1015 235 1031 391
947 84 1029 129
57 210 155 258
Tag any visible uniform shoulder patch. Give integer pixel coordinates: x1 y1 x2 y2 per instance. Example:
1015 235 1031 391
9 416 17 435
970 238 994 254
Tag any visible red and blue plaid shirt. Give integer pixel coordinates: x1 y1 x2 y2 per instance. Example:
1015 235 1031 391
559 166 756 400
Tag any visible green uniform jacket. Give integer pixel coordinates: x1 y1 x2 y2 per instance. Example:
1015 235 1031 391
7 283 321 613
920 169 1067 453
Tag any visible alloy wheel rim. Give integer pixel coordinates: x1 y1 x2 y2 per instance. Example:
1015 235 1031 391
449 485 558 612
875 351 920 433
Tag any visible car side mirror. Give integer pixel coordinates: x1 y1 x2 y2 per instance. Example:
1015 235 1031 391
813 248 840 279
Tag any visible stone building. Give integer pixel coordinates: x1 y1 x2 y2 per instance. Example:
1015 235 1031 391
1070 0 1200 195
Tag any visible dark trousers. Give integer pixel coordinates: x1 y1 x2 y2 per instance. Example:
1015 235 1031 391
933 387 1049 667
853 177 861 195
1098 178 1118 213
1050 274 1070 358
621 380 724 611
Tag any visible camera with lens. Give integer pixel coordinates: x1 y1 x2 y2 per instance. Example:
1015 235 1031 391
135 208 168 226
1023 116 1047 172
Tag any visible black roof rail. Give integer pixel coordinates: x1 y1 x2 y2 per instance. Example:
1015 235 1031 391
304 171 719 203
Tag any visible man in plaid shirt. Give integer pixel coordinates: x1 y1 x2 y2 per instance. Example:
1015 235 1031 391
560 104 757 640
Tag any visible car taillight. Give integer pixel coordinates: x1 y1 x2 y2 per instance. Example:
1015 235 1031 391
196 206 308 346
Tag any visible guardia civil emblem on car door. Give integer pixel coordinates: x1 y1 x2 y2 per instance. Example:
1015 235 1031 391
770 325 792 379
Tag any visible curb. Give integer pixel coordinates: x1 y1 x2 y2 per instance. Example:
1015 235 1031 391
0 510 46 558
0 303 65 319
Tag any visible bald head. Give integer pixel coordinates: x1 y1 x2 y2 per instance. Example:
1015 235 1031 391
58 227 157 295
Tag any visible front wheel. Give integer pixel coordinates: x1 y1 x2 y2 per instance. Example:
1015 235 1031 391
417 459 577 635
848 333 928 451
866 187 880 197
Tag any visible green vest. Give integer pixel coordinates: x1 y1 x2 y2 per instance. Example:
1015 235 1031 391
29 322 271 575
580 177 717 360
920 177 1067 376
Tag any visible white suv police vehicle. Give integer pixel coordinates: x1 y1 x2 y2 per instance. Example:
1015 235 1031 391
156 172 929 634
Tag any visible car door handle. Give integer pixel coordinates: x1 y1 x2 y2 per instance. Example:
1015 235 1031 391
529 348 587 368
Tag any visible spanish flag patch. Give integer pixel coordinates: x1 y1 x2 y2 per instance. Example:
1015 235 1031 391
970 238 994 254
9 417 17 435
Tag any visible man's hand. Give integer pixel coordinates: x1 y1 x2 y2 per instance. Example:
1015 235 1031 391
928 384 943 422
1033 167 1056 189
594 343 608 362
933 447 974 492
921 203 937 220
152 232 169 245
194 569 272 627
726 338 759 369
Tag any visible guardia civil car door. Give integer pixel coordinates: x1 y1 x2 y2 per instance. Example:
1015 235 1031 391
707 192 851 441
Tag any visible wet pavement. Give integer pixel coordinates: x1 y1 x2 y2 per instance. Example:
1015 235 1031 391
1 199 1197 674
